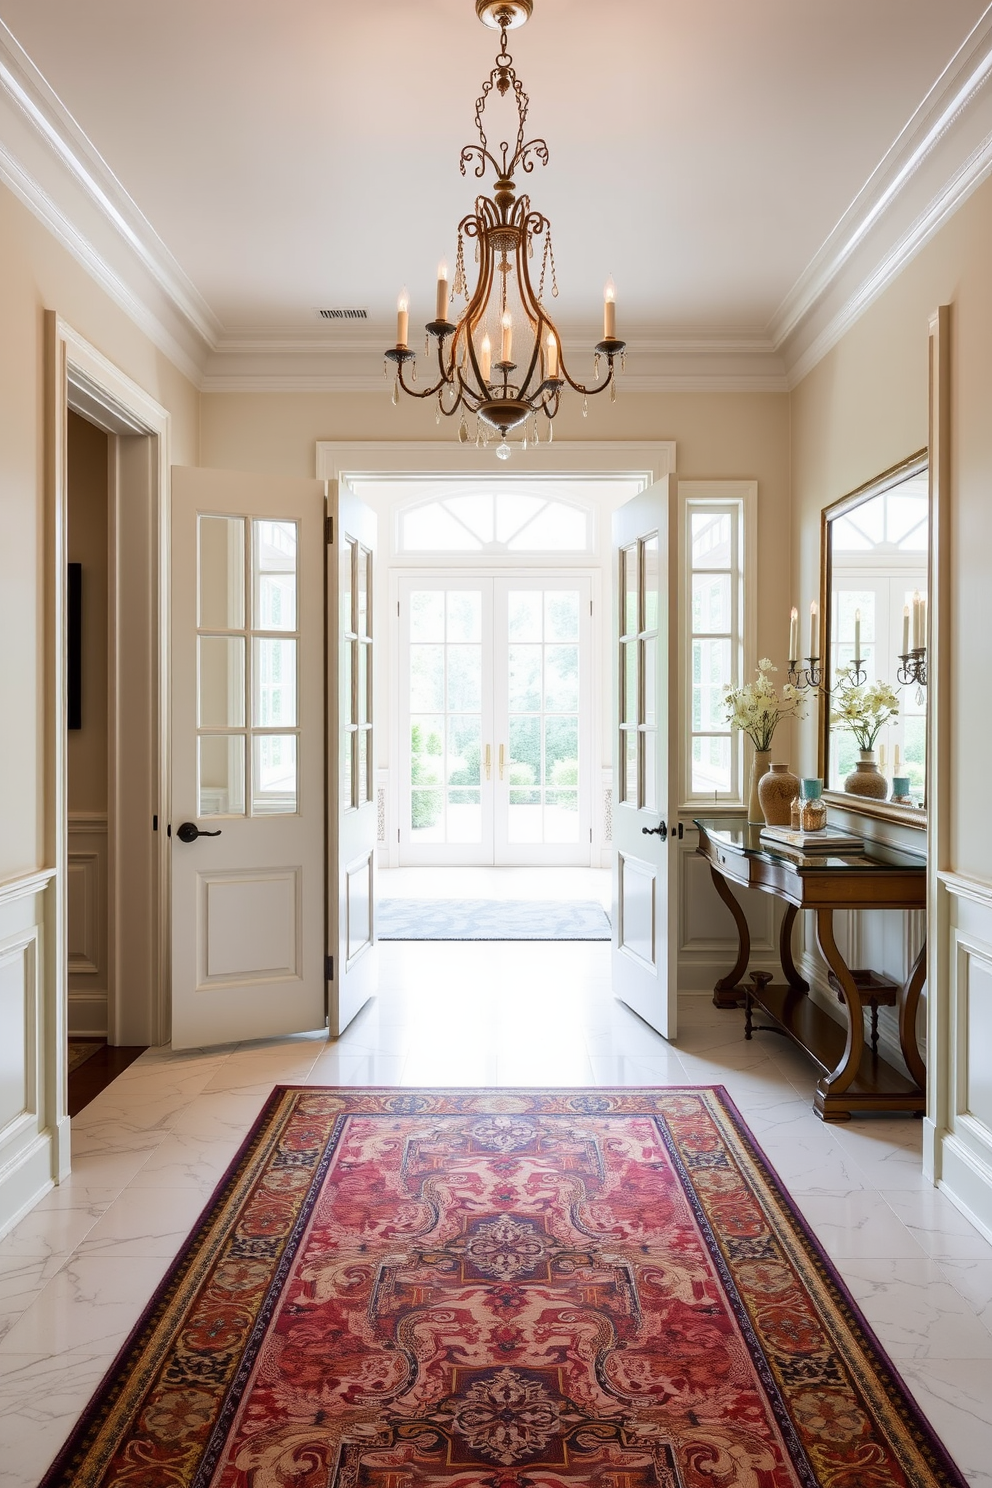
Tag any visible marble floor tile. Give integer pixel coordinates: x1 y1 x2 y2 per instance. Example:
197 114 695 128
0 1348 120 1488
74 1186 209 1259
0 1255 173 1356
896 1358 992 1487
837 1257 992 1358
880 1188 992 1261
792 1190 927 1259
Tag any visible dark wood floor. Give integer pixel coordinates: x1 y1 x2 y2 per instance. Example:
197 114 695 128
68 1043 147 1116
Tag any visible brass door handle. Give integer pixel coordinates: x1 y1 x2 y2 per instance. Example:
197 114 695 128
484 744 492 780
499 744 506 780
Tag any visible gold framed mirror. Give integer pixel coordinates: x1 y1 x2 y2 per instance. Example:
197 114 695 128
818 449 929 829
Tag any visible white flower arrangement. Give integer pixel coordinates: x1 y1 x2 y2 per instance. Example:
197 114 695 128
722 659 807 752
830 666 899 750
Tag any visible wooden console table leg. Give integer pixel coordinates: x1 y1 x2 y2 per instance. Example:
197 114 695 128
898 940 928 1093
812 907 864 1122
709 864 750 1008
779 904 809 992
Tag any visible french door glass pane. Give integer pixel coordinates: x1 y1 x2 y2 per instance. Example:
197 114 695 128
411 590 444 641
253 638 297 727
198 636 245 728
448 590 482 642
198 515 244 630
508 591 542 641
199 734 245 817
448 646 482 711
545 590 579 642
509 646 541 711
623 545 638 635
643 535 660 632
545 646 578 711
253 734 297 814
253 520 297 631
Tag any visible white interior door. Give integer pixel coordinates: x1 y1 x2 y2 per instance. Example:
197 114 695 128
611 478 679 1039
398 574 592 866
170 466 326 1049
328 481 378 1036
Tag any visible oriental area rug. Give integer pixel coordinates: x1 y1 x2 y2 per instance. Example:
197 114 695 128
42 1087 966 1488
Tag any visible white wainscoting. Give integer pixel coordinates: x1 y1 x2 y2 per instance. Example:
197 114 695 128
931 872 992 1244
0 869 60 1240
67 812 108 1037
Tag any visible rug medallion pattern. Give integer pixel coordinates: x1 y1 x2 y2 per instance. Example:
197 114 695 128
42 1088 966 1488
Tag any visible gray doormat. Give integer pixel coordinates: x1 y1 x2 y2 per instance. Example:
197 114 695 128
377 898 611 941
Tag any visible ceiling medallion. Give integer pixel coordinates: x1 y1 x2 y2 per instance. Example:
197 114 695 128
384 0 625 459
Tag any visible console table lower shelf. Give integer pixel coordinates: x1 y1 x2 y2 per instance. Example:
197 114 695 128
694 817 927 1123
742 979 925 1120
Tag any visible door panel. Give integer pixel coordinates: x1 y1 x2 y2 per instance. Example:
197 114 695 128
611 478 678 1039
171 467 326 1049
328 482 378 1036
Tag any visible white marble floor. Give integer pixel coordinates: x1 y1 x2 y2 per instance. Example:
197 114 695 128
2 933 992 1483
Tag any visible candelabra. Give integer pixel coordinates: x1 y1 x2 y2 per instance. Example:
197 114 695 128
897 648 927 688
844 656 868 685
788 656 822 690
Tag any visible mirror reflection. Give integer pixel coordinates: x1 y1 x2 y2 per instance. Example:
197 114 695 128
823 453 929 814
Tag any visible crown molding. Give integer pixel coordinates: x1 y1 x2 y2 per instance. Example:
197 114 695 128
774 5 992 383
200 332 790 394
0 19 215 382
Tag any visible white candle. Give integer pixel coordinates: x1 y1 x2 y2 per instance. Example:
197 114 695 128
854 608 861 659
789 607 798 663
894 744 901 773
546 331 559 380
912 590 921 649
879 744 886 771
604 277 616 339
479 332 492 383
396 288 409 347
902 604 910 656
501 310 513 364
920 595 927 649
436 260 449 322
809 600 818 659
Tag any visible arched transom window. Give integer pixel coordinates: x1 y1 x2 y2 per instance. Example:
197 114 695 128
396 485 594 554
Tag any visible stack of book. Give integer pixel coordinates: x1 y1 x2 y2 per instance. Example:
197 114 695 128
759 824 864 854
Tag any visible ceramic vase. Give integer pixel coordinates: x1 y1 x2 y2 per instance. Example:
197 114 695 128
748 748 772 824
757 762 800 826
844 748 888 799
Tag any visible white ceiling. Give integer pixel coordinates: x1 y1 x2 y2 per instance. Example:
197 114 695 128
2 0 991 387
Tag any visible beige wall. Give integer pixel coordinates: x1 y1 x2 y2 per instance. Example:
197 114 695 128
0 182 199 883
791 172 992 880
200 385 794 681
66 412 109 814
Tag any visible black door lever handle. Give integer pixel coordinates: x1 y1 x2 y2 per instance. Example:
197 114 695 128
176 821 222 844
641 820 667 839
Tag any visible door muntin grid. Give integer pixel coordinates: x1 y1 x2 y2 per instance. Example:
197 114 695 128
342 537 373 812
197 515 300 817
618 534 659 812
409 588 485 846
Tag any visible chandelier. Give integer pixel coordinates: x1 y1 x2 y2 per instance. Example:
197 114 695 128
384 0 625 458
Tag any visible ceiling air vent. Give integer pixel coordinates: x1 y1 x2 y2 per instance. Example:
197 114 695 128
316 307 368 321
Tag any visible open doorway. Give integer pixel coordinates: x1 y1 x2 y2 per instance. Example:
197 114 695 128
50 314 171 1126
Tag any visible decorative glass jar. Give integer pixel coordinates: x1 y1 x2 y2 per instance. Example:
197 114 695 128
799 777 827 832
890 775 913 805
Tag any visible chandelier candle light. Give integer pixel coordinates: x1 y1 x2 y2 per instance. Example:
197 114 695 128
787 602 822 690
384 0 626 458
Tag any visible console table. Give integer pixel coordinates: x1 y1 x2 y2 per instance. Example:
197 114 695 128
694 818 927 1123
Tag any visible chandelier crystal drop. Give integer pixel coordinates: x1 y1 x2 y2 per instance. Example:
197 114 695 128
384 0 625 455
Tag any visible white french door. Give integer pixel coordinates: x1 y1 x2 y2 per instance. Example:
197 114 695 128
611 478 679 1039
170 467 327 1049
398 574 593 865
